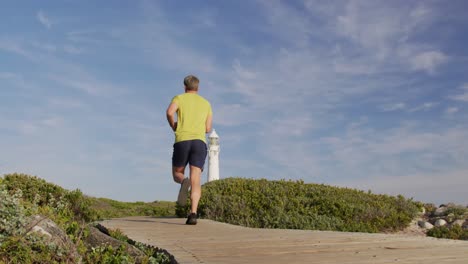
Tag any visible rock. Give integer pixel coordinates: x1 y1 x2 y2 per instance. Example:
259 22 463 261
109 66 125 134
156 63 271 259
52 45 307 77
31 225 52 237
435 219 447 227
451 219 465 227
446 213 455 223
418 220 434 229
434 206 448 216
84 225 146 261
27 215 81 263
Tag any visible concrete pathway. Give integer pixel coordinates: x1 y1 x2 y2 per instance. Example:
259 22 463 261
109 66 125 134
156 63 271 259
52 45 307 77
101 216 468 264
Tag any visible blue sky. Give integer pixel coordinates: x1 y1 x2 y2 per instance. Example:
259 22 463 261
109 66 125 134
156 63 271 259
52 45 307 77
1 0 468 205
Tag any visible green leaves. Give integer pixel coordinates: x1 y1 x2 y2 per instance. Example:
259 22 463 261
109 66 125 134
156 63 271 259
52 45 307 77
427 225 468 240
1 174 173 263
196 178 420 233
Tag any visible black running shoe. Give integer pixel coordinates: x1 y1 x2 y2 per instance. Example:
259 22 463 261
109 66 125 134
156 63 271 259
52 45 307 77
186 213 197 225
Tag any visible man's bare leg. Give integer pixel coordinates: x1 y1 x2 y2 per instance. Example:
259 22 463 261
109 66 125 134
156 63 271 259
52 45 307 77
189 165 202 213
172 166 185 183
174 166 191 205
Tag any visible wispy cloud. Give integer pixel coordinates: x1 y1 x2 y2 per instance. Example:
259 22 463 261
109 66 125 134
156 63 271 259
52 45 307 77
0 38 33 59
37 10 52 29
48 73 126 97
409 102 438 112
0 72 19 80
0 37 125 97
445 107 459 115
32 41 57 52
409 51 448 74
450 83 468 102
63 45 83 54
67 30 102 44
381 102 406 112
337 169 468 204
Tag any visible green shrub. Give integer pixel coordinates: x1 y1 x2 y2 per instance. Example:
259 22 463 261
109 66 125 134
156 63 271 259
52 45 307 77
427 225 468 240
445 206 468 219
84 244 134 264
2 173 66 206
1 174 173 263
0 184 80 263
184 178 420 233
0 186 27 239
90 198 175 219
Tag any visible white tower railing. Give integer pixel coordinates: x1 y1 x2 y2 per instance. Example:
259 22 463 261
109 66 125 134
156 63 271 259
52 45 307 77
207 129 220 182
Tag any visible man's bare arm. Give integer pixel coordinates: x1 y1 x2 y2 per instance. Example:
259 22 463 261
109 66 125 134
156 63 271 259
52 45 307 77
166 102 178 132
206 114 212 133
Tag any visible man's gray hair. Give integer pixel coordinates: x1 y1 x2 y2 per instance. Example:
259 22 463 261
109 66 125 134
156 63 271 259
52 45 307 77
184 75 199 91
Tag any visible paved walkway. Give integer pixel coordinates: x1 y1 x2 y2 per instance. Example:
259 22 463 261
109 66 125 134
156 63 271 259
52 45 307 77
101 216 468 264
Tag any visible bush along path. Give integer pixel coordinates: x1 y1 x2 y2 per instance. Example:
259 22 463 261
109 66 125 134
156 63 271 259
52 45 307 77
0 173 175 263
178 177 423 233
177 178 468 241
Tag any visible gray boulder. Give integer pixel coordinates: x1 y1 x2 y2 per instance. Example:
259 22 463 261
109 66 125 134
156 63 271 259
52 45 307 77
84 225 146 261
451 219 465 227
418 220 434 229
27 215 81 263
434 219 447 227
434 206 448 216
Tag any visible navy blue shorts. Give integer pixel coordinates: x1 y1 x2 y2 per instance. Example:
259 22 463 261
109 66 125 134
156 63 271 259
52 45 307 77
172 139 207 170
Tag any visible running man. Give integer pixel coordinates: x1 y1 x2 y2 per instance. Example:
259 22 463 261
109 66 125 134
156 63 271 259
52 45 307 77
166 75 212 225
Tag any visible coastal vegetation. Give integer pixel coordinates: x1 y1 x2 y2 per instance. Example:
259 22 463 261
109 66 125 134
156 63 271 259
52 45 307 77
180 177 422 233
0 173 174 263
2 174 466 263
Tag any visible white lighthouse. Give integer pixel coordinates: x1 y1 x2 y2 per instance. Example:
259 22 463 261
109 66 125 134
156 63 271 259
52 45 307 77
207 129 220 182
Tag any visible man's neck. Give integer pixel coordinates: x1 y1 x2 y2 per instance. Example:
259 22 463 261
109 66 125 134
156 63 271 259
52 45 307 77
185 90 198 94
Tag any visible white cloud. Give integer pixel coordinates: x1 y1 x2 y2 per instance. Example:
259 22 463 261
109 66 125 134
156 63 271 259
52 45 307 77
445 107 459 114
215 104 256 127
41 117 64 128
337 169 468 204
32 41 57 52
450 83 468 102
37 10 52 29
38 54 129 97
381 102 406 112
47 97 85 109
409 102 438 112
13 116 63 136
409 51 448 74
316 122 468 203
333 1 433 61
67 30 102 44
190 8 217 28
333 61 375 75
232 60 256 80
0 72 19 79
258 0 313 47
63 45 84 54
108 0 218 75
302 1 447 75
0 38 33 59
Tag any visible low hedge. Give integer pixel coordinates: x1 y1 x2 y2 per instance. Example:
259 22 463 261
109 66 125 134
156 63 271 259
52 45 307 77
182 178 421 233
0 173 173 263
427 225 468 240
